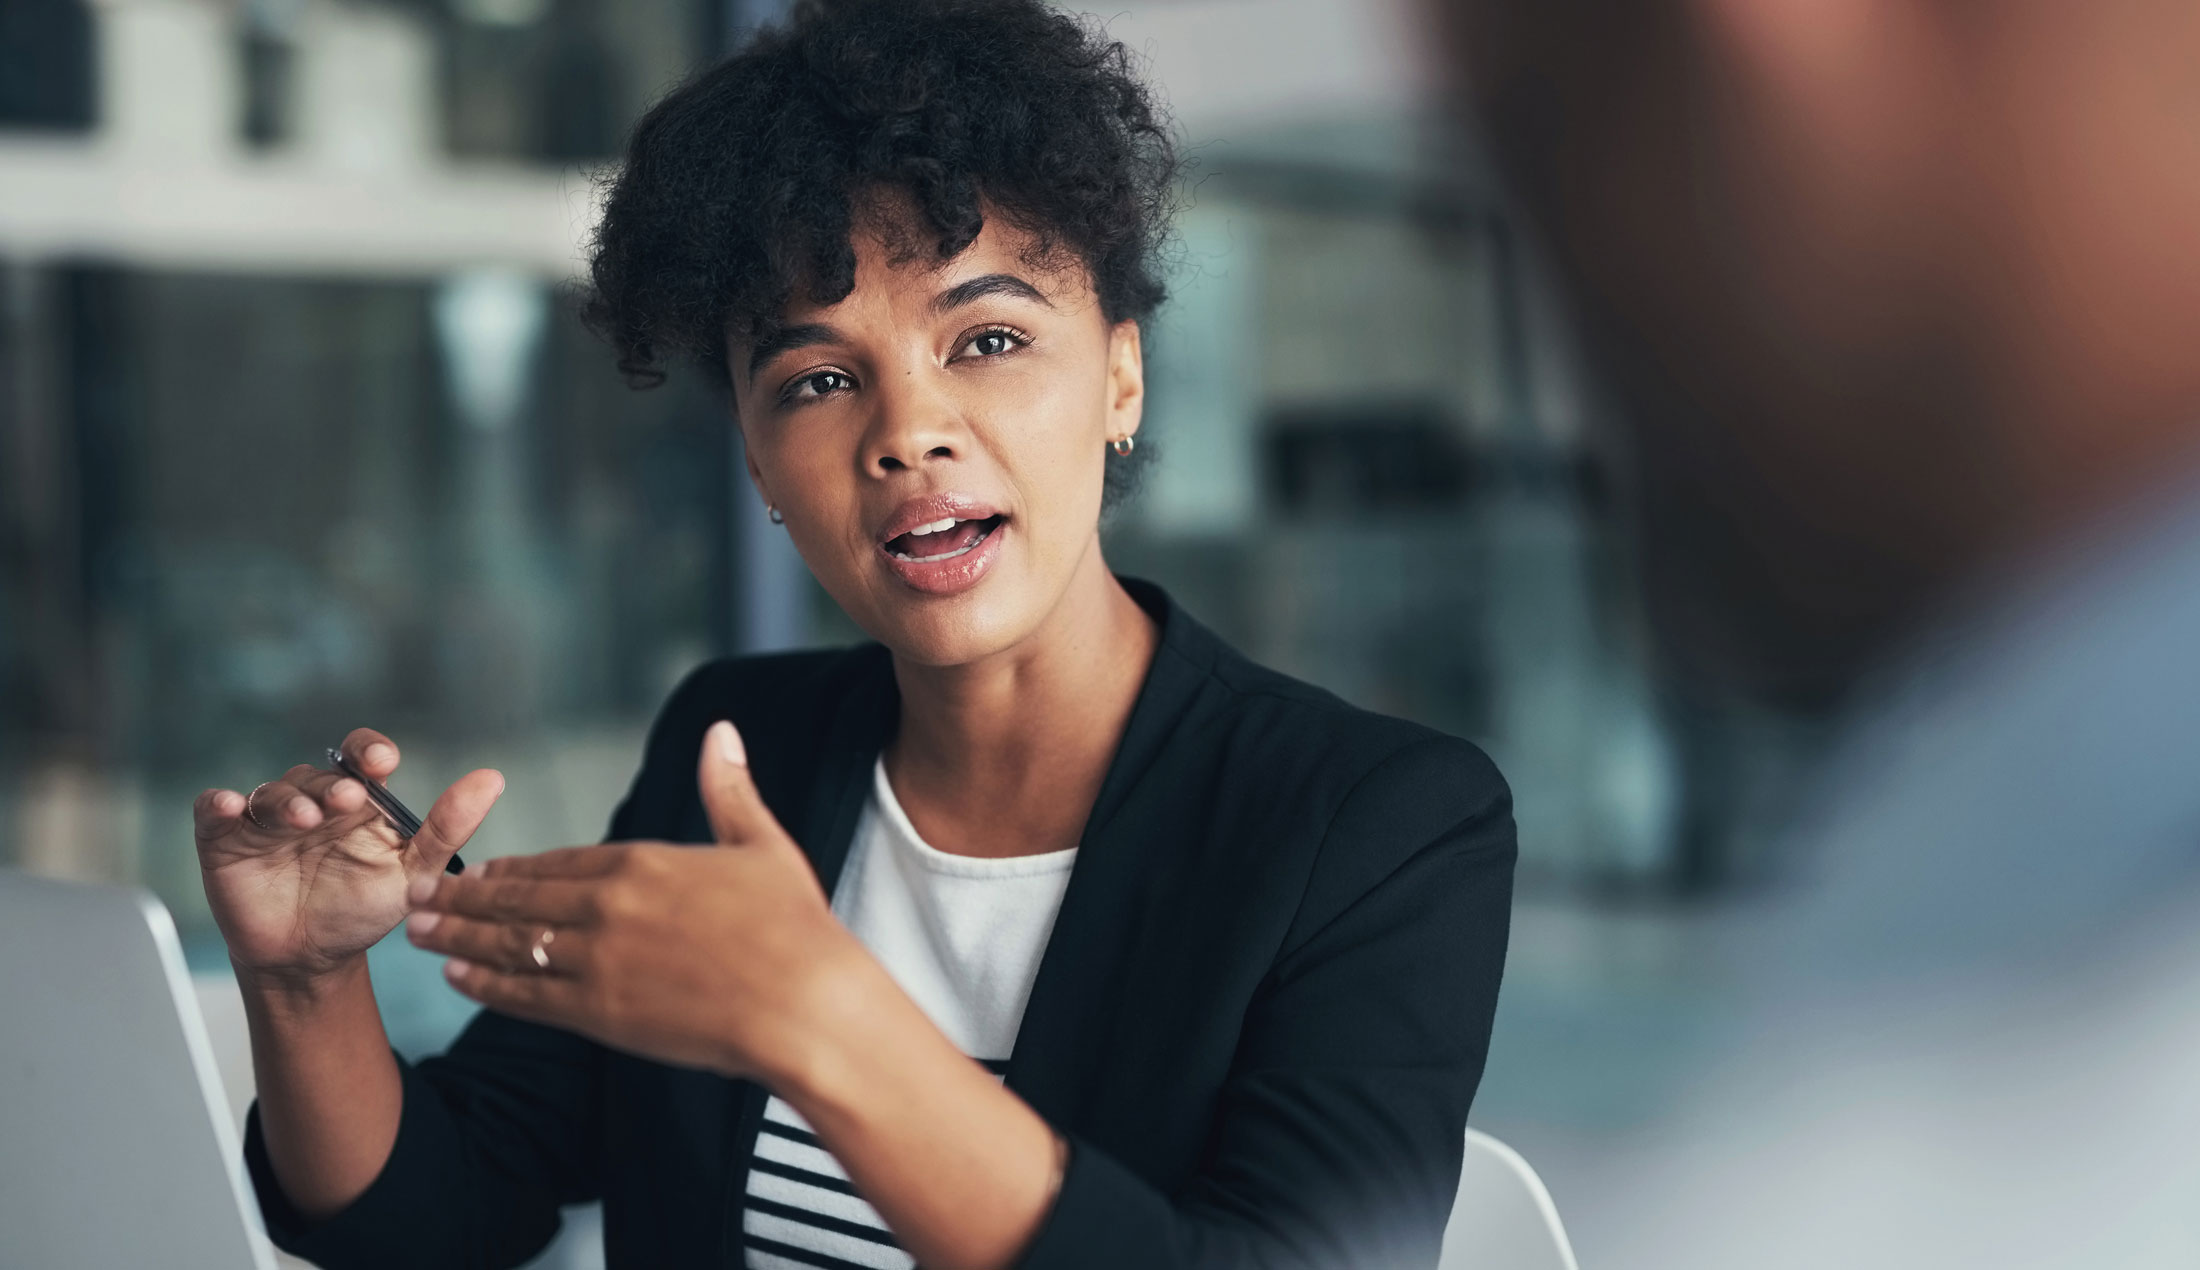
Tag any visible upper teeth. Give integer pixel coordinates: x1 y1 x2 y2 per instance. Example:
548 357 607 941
909 518 960 536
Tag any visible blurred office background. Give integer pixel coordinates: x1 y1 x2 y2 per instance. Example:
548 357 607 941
2 1 1818 1265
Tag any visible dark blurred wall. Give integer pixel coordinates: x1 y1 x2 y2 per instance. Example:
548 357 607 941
0 0 96 131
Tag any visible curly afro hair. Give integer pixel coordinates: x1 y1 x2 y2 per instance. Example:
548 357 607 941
582 0 1180 397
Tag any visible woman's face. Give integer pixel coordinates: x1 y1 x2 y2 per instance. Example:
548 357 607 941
730 213 1144 666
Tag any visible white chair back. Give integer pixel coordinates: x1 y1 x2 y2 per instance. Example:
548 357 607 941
192 973 256 1132
1437 1128 1580 1270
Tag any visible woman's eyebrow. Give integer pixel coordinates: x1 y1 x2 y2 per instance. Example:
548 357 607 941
746 322 843 378
932 273 1054 314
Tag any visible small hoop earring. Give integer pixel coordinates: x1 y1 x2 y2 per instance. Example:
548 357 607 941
1109 435 1135 457
767 505 785 525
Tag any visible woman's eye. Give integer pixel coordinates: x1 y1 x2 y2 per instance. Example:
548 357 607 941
785 370 852 403
958 328 1025 359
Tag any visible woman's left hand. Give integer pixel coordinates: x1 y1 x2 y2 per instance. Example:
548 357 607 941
403 720 862 1082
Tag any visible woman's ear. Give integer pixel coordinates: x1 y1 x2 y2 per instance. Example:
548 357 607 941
740 428 773 510
1107 320 1146 439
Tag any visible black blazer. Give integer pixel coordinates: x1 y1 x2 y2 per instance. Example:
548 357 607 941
244 579 1516 1270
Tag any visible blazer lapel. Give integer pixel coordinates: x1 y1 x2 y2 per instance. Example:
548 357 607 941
1006 581 1222 1125
791 643 900 894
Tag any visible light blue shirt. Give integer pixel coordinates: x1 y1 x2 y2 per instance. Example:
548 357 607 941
1601 466 2200 1269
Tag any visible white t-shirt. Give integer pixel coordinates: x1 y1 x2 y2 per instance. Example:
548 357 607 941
742 758 1078 1270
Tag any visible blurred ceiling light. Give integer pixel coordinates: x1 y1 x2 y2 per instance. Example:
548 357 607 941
242 0 305 38
434 269 548 432
452 0 551 28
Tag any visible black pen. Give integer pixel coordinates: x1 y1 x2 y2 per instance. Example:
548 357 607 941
327 746 464 874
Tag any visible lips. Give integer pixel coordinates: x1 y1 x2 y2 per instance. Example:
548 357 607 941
886 515 1000 561
875 493 1009 596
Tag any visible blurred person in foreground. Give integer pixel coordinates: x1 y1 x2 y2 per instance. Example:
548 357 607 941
1444 1 2200 1266
188 2 1516 1268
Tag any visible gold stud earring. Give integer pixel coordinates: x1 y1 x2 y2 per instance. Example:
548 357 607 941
767 505 785 524
1109 435 1136 457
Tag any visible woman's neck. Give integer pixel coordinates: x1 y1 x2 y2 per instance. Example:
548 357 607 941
883 550 1159 858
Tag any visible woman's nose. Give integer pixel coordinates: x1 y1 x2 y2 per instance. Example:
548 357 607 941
863 381 966 474
870 437 954 473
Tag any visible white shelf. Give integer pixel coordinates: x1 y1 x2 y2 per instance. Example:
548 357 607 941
0 0 599 279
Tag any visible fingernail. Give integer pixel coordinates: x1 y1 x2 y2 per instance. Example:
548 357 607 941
444 958 473 981
712 719 747 767
406 911 441 938
408 873 440 905
365 743 394 766
288 797 315 820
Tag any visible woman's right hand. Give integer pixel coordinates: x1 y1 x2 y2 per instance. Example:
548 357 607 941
195 728 505 988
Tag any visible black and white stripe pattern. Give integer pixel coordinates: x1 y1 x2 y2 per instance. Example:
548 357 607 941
744 1058 1011 1269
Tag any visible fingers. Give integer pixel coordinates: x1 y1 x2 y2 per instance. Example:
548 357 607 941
406 910 590 978
406 768 506 872
469 844 631 882
198 756 375 848
280 763 371 818
214 779 327 837
441 956 577 1023
193 788 248 841
196 730 431 850
698 720 781 846
340 728 401 780
409 870 600 926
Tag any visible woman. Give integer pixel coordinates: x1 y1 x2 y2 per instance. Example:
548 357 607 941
192 3 1515 1268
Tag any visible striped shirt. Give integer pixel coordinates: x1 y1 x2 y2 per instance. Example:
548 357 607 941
742 1061 1012 1270
742 758 1075 1269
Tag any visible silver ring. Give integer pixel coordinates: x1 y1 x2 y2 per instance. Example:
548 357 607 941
530 928 556 972
244 782 276 831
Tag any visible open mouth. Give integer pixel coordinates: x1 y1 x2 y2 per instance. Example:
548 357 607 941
883 514 1005 563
